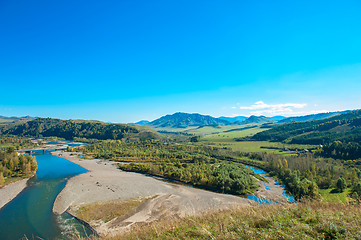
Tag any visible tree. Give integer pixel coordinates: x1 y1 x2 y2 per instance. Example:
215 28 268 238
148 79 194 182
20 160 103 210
336 177 347 192
0 172 4 186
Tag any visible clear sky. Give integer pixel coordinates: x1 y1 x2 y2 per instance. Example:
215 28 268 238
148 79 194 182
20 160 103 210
1 0 361 123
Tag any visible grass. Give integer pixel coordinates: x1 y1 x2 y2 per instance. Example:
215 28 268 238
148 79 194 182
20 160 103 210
319 188 352 204
73 197 152 223
200 127 266 142
193 125 317 153
81 201 361 240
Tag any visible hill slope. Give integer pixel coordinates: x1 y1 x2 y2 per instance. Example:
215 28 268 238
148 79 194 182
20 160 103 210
238 115 276 125
148 112 230 128
0 118 163 141
250 110 361 145
279 110 351 123
0 115 35 126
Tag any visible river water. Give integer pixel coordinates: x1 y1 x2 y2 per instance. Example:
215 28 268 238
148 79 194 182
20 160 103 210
0 149 91 240
244 165 295 204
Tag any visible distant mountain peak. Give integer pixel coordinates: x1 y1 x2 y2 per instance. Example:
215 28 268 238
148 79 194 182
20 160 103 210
239 115 276 125
131 120 150 125
148 112 230 128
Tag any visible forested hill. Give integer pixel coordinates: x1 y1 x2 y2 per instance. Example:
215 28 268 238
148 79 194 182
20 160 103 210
279 110 351 123
249 110 361 145
238 115 275 125
0 118 163 141
148 112 230 128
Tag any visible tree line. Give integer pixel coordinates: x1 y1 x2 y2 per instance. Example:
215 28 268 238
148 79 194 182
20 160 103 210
0 147 37 186
73 140 258 195
240 152 361 200
0 118 161 141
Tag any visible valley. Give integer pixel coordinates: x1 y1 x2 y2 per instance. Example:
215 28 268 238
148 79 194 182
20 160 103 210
1 109 361 239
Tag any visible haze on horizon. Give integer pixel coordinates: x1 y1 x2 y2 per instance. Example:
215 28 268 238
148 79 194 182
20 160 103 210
1 0 361 123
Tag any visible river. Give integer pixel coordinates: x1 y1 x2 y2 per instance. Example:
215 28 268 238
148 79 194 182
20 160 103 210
0 149 92 240
0 144 294 239
244 165 295 204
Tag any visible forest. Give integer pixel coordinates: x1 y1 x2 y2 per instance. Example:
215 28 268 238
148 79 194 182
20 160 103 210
239 151 361 200
73 140 258 195
0 147 37 186
0 136 36 150
0 118 161 141
248 110 361 144
243 110 361 159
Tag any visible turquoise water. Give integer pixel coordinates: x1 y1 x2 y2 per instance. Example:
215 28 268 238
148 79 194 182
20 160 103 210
0 150 91 240
244 165 295 204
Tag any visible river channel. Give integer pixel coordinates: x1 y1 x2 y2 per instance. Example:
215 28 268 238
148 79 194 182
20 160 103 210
0 148 91 240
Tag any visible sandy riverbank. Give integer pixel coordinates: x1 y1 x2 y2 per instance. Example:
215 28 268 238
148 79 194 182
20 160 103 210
252 176 289 204
0 178 30 210
52 151 254 236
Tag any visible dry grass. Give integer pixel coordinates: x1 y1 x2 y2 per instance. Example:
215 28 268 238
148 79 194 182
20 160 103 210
79 201 361 240
73 197 153 223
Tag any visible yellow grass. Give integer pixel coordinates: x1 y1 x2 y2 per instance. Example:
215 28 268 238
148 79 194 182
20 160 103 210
73 197 153 223
81 201 361 240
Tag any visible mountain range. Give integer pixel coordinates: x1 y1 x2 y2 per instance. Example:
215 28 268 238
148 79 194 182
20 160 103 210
131 110 352 129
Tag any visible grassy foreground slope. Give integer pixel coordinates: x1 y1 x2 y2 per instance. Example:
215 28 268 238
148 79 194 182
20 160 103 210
81 201 361 240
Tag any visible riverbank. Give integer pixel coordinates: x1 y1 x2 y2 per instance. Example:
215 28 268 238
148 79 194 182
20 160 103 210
0 178 31 210
52 151 254 237
252 176 289 203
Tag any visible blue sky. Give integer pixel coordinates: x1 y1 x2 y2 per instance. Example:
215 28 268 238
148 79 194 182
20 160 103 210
1 0 361 123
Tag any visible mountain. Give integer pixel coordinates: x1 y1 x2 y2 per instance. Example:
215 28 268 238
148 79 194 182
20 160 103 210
238 115 276 125
279 110 351 123
148 112 230 128
218 116 247 122
270 116 286 121
249 110 361 145
0 118 163 141
130 120 150 125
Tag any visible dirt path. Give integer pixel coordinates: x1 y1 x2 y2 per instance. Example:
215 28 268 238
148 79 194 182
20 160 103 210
52 151 254 236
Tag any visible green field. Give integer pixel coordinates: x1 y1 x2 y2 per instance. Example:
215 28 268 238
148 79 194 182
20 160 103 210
200 126 266 142
319 188 352 203
193 125 317 153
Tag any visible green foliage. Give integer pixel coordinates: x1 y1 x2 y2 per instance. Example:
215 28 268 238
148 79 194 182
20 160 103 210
0 147 37 186
350 182 361 202
1 118 161 141
244 110 361 160
77 140 258 195
336 177 347 192
249 110 361 144
0 136 36 149
321 141 361 160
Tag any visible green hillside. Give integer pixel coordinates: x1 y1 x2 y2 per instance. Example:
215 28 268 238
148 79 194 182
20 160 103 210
279 110 351 123
0 118 163 141
246 110 361 159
